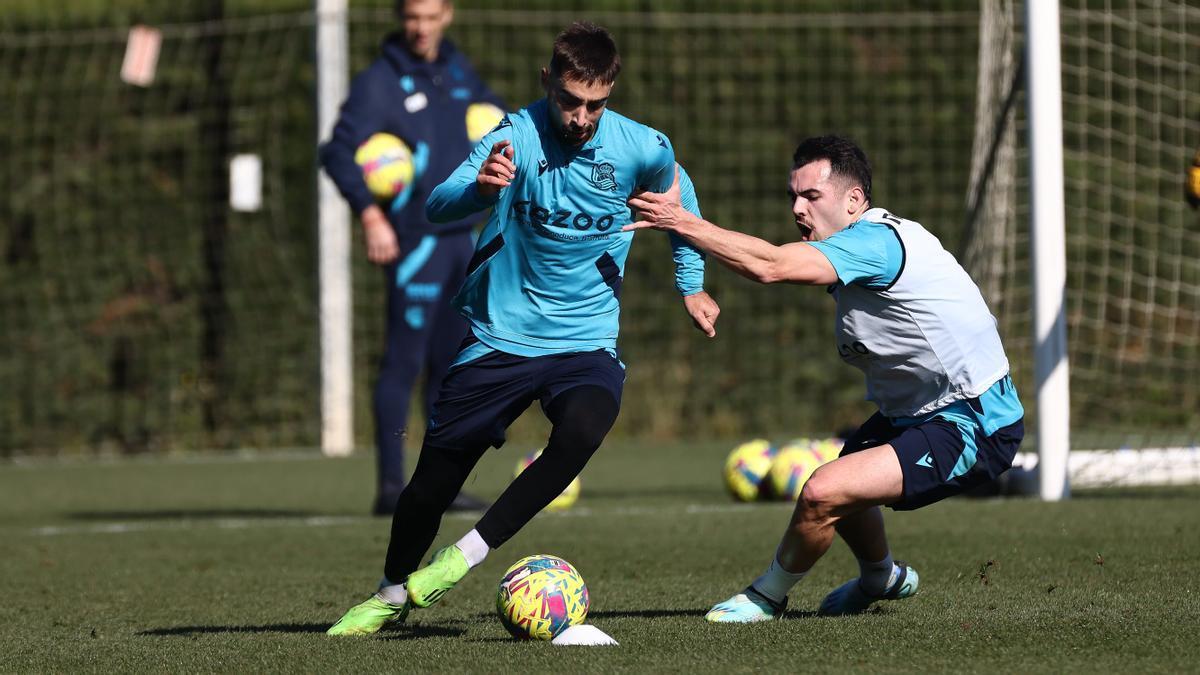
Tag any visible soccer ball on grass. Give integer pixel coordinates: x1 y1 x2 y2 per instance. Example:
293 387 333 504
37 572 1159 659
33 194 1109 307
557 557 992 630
722 439 777 502
496 554 589 640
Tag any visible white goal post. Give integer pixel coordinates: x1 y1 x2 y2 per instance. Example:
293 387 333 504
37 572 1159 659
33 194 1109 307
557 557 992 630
1025 0 1071 501
316 0 354 457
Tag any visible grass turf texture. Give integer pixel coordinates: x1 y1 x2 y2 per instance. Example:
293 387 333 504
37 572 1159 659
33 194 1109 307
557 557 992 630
2 442 1198 673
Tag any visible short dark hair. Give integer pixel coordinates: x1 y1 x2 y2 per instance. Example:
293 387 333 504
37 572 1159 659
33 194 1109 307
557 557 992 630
792 135 872 204
549 22 621 84
394 0 452 17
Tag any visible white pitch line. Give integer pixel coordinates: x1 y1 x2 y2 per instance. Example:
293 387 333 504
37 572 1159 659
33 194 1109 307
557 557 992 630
23 502 788 538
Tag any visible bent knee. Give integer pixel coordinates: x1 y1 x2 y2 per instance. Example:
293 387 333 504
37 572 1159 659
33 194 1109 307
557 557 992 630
798 467 843 517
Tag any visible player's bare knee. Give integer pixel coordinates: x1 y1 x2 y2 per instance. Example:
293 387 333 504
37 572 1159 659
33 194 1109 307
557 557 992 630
798 469 842 520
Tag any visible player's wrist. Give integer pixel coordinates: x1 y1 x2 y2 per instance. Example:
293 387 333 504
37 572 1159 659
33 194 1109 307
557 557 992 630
360 206 390 231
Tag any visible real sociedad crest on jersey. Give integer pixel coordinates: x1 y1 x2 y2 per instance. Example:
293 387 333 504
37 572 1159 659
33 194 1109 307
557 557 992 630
591 162 618 192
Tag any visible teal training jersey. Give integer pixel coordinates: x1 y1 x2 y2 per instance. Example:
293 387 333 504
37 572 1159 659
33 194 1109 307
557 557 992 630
427 98 705 357
809 220 904 290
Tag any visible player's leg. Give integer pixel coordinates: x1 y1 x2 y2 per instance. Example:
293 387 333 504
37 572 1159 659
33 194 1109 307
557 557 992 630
371 234 440 515
422 231 488 512
799 449 915 615
407 351 624 608
707 414 899 622
329 347 535 634
473 350 623 548
474 384 619 546
706 442 904 622
818 414 1023 615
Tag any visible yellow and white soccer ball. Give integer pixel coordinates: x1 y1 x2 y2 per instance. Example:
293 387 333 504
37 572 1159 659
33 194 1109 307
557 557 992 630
496 554 590 640
465 102 505 142
722 439 777 502
811 436 845 464
514 449 581 511
354 132 415 201
768 437 844 501
768 440 825 501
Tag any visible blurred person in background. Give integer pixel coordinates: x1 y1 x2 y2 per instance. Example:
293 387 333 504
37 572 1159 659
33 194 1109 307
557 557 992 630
320 0 504 516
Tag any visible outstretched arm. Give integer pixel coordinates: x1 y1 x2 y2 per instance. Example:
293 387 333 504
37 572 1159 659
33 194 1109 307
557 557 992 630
627 187 837 286
426 132 517 223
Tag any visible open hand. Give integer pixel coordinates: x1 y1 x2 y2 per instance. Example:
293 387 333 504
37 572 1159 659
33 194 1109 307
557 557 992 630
625 165 690 232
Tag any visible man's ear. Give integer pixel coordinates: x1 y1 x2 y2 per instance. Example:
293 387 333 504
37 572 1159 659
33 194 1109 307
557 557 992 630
847 185 866 214
540 67 550 92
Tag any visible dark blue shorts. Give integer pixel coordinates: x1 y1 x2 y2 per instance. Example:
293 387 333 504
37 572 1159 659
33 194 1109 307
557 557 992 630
841 411 1024 511
424 336 625 451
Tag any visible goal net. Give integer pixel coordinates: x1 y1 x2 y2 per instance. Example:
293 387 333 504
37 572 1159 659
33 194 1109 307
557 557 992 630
0 6 318 454
965 0 1200 488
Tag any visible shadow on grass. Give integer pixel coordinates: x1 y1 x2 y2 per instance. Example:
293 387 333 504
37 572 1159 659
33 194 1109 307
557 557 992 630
583 486 719 500
68 509 319 521
139 623 465 640
1072 488 1200 500
596 608 827 621
589 608 708 619
375 624 467 640
139 623 329 636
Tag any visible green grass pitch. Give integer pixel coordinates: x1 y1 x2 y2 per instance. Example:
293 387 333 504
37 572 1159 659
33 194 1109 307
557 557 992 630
2 441 1199 673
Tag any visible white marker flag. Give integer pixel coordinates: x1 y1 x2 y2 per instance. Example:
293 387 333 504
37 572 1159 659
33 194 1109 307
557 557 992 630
121 25 162 87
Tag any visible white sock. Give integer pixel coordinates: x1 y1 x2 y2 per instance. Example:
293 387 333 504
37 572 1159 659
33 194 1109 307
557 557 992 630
857 552 898 597
751 555 807 604
456 529 490 568
375 577 408 606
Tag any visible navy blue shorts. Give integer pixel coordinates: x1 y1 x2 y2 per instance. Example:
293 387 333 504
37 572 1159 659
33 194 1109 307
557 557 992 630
424 337 625 451
841 411 1024 511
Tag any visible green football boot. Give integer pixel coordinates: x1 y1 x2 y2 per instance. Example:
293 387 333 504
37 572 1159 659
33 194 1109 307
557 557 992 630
406 545 470 608
326 595 410 636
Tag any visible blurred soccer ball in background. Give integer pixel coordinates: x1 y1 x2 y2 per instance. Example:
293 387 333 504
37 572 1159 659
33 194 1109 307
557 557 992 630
465 102 506 143
811 436 844 464
768 440 825 501
354 132 415 201
496 554 590 640
766 437 844 501
723 439 777 502
514 449 581 511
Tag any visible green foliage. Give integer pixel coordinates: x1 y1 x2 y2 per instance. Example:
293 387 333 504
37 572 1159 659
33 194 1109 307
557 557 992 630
2 1 1196 455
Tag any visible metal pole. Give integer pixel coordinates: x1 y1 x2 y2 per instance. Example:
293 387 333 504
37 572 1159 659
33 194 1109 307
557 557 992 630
316 0 353 456
1025 0 1070 500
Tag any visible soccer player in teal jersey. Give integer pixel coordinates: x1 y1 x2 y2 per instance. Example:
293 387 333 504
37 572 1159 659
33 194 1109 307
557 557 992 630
627 135 1024 622
328 21 720 636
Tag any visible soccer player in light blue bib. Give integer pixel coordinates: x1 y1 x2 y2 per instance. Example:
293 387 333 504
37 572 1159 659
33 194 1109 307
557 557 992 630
629 135 1024 622
328 21 720 637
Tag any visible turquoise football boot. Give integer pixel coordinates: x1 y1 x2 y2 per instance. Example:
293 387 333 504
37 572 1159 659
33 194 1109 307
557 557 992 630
406 545 470 608
818 561 919 616
326 595 410 636
705 585 787 623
